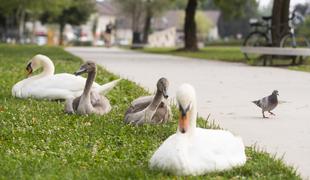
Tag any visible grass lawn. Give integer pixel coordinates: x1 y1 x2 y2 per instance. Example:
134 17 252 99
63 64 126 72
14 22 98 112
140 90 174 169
0 45 301 179
141 46 245 63
139 46 310 73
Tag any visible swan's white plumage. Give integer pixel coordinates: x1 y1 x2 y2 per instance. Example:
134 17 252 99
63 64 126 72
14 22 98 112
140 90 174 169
12 54 119 100
149 128 246 176
149 83 246 176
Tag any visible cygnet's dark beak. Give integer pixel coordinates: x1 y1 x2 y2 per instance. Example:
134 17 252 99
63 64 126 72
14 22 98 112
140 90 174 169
74 67 87 76
163 90 169 99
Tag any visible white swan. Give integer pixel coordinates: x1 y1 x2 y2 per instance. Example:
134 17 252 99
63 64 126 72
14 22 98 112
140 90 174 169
12 54 120 100
149 84 246 176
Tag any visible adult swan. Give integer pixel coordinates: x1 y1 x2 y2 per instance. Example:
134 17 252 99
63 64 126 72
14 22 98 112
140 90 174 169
12 54 120 100
149 84 246 176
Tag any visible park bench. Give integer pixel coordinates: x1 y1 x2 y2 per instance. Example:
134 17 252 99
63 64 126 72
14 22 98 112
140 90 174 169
240 47 310 65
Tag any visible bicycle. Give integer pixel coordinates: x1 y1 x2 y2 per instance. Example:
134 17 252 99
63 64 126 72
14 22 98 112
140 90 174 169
243 9 309 64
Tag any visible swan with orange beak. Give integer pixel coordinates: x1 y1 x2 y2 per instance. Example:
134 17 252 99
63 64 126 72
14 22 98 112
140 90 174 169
149 83 246 176
12 54 121 99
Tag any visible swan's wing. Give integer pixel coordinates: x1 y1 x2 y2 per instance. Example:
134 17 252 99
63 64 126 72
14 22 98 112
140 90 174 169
124 108 147 124
191 129 246 170
27 88 76 100
124 95 153 119
90 92 111 112
93 79 121 95
151 101 171 124
131 95 154 106
29 73 101 92
149 134 190 175
126 100 150 115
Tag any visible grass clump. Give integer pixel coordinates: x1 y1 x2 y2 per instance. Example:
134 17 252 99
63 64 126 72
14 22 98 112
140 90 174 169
0 45 301 179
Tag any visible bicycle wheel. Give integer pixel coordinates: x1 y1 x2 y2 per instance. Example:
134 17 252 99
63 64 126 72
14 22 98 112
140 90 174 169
243 32 269 60
280 33 310 64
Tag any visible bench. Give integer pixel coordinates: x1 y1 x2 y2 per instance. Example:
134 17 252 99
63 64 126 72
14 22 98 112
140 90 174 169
240 46 310 65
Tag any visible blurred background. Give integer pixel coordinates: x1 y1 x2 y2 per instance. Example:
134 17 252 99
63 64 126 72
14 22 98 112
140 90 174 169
0 0 309 49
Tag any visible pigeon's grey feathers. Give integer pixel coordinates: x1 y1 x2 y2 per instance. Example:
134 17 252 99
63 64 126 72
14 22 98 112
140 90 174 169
252 90 279 118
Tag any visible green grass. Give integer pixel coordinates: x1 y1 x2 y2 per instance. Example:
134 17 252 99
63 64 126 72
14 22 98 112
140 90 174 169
141 46 245 63
0 45 301 179
140 46 310 73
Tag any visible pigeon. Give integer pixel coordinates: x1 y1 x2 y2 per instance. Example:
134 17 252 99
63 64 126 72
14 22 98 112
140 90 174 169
252 90 279 118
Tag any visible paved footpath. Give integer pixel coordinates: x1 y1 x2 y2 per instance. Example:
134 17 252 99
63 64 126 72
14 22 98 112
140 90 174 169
67 47 310 179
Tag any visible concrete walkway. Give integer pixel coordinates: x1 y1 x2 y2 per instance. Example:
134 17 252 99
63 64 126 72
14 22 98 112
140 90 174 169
67 47 310 179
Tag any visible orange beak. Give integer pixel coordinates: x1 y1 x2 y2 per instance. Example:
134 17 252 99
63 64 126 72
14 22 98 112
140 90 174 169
179 112 190 134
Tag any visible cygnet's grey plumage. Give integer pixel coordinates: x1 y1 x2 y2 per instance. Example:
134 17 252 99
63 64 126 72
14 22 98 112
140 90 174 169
124 77 171 125
65 61 111 115
252 90 279 118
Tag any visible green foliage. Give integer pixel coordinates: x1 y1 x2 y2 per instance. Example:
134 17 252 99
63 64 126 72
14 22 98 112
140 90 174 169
196 11 214 41
177 10 214 42
140 46 245 63
41 0 94 26
0 0 70 19
0 45 301 179
298 16 310 38
139 46 310 72
213 0 258 19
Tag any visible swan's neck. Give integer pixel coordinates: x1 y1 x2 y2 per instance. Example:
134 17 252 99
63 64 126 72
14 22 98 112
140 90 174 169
189 102 197 131
29 57 55 80
179 99 197 135
148 90 163 111
82 70 96 97
39 57 55 76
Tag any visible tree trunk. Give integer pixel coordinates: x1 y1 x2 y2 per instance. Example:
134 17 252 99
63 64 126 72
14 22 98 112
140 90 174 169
17 9 26 43
184 0 198 51
271 0 290 46
131 3 143 46
31 19 36 44
142 11 152 44
59 22 65 45
132 31 142 47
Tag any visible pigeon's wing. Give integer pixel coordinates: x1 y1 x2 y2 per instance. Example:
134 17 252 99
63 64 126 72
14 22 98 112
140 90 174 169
260 97 269 111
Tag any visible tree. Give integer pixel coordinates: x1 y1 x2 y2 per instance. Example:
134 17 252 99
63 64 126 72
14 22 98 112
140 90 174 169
41 0 94 45
0 0 70 43
114 0 145 45
178 10 213 42
299 16 310 37
215 0 290 47
216 0 258 38
184 0 198 51
183 0 253 51
142 0 173 44
195 11 213 41
271 0 290 46
114 0 172 46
